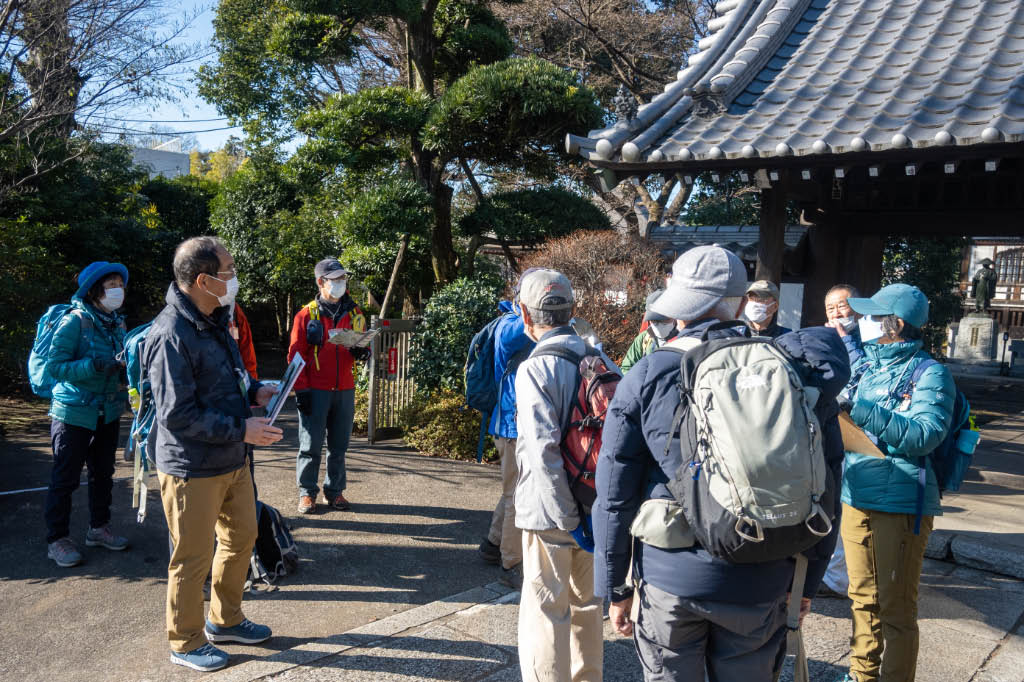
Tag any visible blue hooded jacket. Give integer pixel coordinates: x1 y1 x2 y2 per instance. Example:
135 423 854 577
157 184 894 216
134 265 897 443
594 320 850 604
488 302 535 439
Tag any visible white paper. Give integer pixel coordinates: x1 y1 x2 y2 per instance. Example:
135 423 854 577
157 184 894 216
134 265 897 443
265 353 306 426
327 327 380 348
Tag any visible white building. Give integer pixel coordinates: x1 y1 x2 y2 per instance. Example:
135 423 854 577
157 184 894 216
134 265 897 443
131 138 190 179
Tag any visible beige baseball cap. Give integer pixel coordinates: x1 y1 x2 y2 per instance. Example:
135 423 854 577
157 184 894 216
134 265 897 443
518 268 574 310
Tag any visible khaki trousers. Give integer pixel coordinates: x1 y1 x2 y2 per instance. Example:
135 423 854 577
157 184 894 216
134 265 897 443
159 465 258 653
841 504 933 682
518 528 604 682
486 436 522 569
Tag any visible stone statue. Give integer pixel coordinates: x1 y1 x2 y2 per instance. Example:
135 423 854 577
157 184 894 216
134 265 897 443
971 258 998 313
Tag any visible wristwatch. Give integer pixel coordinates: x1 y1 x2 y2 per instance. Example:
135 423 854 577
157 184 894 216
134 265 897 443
611 583 634 602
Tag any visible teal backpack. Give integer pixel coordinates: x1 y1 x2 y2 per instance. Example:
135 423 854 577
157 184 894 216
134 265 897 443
28 305 92 398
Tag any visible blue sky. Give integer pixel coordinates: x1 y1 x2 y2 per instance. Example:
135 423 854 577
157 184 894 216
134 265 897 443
118 0 241 151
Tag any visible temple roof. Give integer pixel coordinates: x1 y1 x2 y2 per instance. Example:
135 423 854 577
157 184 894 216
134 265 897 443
566 0 1024 170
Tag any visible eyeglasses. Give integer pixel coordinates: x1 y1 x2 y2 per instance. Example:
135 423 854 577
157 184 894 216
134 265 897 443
215 267 237 277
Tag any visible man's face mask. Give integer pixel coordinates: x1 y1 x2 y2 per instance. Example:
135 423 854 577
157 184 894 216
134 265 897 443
206 274 239 307
328 278 347 299
649 320 676 340
858 316 885 343
744 301 771 323
836 316 858 333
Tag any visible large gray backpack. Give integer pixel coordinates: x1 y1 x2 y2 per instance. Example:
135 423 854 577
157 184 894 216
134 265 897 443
662 329 834 564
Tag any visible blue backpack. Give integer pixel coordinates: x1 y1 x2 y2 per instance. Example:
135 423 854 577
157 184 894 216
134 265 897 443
902 358 977 532
122 322 156 465
28 305 92 398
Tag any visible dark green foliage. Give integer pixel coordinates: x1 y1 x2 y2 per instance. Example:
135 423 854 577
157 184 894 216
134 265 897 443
409 276 504 393
458 186 610 243
422 57 604 177
882 236 967 356
400 388 497 461
434 0 514 84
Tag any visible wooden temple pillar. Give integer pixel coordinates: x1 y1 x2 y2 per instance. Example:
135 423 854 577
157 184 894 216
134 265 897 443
802 221 885 326
756 185 788 284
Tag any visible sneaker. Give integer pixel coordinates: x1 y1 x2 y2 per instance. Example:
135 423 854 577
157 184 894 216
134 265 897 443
478 538 501 565
85 524 129 551
834 674 858 682
326 493 351 510
816 583 847 599
169 643 228 672
297 495 316 514
47 537 83 567
499 565 523 590
204 617 272 644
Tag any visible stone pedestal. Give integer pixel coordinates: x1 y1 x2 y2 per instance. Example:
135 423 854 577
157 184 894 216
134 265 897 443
951 314 998 361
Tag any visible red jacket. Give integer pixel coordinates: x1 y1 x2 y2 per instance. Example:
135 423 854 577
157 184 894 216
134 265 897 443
231 303 258 379
288 298 365 392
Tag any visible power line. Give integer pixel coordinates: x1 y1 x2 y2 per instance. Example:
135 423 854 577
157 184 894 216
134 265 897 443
94 116 230 124
91 123 242 135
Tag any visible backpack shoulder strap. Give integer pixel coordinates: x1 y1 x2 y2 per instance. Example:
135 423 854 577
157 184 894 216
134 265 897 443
306 300 319 320
531 346 584 365
910 357 939 387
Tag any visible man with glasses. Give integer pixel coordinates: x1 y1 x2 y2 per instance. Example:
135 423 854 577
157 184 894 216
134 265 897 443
145 237 282 671
288 258 367 514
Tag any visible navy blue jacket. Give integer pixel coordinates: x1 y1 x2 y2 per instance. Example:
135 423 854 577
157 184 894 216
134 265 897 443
593 319 850 604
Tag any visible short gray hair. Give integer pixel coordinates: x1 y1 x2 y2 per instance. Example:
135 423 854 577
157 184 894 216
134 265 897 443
526 305 573 327
174 236 225 289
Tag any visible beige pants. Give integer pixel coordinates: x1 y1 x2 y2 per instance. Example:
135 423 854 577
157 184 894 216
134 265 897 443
842 504 933 682
159 465 258 653
486 436 522 569
518 528 604 682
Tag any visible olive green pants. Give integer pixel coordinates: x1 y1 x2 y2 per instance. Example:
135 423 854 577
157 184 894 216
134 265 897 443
841 504 933 682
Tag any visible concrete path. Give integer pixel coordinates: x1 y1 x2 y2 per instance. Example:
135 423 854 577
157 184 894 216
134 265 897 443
2 406 1024 681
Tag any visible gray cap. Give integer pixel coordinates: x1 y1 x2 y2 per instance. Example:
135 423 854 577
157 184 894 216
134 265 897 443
650 246 748 321
746 279 780 300
519 268 574 310
314 258 348 280
643 290 671 322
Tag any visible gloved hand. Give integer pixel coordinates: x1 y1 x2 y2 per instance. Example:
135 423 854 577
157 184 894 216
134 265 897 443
93 357 122 377
295 390 313 416
569 515 595 553
349 346 370 362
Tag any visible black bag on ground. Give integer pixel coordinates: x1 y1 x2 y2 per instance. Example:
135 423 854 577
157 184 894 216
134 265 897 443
247 501 299 588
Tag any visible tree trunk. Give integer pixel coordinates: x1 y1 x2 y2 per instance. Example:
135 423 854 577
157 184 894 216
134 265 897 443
19 0 80 138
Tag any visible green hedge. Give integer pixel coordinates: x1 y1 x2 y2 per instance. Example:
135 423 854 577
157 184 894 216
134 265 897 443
400 389 497 462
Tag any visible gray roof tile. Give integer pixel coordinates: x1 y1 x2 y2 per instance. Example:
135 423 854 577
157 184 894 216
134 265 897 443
569 0 1024 166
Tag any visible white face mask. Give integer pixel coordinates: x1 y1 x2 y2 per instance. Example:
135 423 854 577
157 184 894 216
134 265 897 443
836 315 858 332
99 287 124 312
207 275 239 307
858 316 885 343
744 301 771 323
328 279 347 299
649 320 676 341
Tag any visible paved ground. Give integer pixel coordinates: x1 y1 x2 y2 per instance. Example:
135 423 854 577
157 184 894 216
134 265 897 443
2 401 1024 681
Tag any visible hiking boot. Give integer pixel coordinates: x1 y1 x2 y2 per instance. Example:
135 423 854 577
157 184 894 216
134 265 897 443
204 617 272 644
297 495 316 514
478 538 501 565
326 493 351 510
85 524 128 551
169 643 228 672
816 583 847 599
499 565 523 590
47 537 83 567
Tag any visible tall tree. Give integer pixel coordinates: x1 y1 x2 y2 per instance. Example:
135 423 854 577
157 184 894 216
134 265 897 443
0 0 200 198
201 0 604 285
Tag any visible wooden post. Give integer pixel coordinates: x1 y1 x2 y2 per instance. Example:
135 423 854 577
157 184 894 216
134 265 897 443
801 223 842 326
756 185 788 284
380 232 410 320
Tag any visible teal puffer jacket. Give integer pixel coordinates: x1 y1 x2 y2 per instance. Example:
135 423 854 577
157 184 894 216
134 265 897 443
841 340 954 517
46 297 128 429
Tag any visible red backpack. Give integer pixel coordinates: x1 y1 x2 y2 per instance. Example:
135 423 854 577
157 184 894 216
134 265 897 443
532 345 621 511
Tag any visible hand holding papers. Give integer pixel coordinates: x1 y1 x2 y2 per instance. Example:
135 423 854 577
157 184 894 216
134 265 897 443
327 327 380 349
265 354 305 426
838 412 885 458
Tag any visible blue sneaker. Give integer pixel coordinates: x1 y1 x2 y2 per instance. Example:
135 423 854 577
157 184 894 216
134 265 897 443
835 674 858 682
204 618 272 644
169 643 228 672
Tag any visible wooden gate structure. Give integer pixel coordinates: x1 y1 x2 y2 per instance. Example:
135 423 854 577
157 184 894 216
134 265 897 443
567 0 1024 326
366 317 419 443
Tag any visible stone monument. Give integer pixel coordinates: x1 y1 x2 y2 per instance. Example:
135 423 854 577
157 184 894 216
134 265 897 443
951 313 999 362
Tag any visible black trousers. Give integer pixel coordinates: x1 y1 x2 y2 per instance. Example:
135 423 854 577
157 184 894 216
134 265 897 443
45 418 120 543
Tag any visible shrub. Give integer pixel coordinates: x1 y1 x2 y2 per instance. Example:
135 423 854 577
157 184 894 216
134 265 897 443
353 387 369 437
517 230 666 362
409 275 504 393
400 388 497 462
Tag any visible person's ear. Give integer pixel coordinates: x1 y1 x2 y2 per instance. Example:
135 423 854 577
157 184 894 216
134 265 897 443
895 318 905 336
